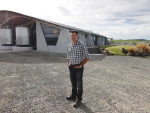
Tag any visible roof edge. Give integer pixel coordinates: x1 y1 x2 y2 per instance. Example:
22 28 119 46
0 10 107 37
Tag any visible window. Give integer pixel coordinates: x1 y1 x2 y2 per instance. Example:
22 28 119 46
41 23 60 45
91 35 97 45
91 35 95 42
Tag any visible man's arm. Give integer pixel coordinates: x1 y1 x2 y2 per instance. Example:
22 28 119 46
67 59 70 67
74 58 89 69
80 58 89 67
66 46 70 67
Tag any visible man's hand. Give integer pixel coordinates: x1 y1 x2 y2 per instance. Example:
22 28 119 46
68 63 71 67
74 65 81 69
67 60 71 68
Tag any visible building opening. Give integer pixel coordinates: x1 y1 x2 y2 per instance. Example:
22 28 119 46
0 16 37 51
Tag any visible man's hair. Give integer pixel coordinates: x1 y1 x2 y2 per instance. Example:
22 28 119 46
70 30 78 35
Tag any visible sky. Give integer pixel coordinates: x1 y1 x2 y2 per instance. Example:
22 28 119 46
0 0 150 40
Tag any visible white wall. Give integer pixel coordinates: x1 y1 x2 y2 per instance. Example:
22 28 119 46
97 36 106 46
47 46 55 52
54 28 71 53
79 33 86 43
36 21 106 53
0 26 2 46
97 36 103 46
86 34 94 47
36 21 48 51
102 38 106 45
36 22 71 53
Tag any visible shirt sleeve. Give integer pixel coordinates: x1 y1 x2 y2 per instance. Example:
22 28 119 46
82 43 90 59
67 46 69 60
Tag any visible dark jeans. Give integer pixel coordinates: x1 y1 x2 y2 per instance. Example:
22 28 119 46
69 65 84 101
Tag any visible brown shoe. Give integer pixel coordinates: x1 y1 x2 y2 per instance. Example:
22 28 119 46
73 98 81 107
66 96 76 100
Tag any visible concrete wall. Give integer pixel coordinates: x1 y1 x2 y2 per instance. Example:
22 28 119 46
105 38 109 45
36 22 71 53
30 21 107 53
97 36 103 46
12 46 33 51
0 46 12 50
86 34 94 47
103 38 106 45
36 21 48 51
54 28 71 53
0 26 2 46
101 37 105 45
0 21 108 53
97 36 107 46
47 46 55 52
79 33 86 44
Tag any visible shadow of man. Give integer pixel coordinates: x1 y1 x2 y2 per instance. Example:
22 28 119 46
76 103 94 113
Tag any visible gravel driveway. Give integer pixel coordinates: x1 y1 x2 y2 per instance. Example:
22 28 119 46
0 51 150 113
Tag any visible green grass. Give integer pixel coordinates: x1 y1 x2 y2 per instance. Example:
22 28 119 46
105 39 150 55
113 39 150 43
100 45 116 49
102 45 135 55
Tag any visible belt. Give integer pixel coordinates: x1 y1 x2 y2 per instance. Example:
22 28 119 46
70 64 80 67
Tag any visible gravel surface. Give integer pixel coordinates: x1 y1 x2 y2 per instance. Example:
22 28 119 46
0 51 150 113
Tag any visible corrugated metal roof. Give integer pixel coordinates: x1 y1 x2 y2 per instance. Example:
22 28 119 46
0 10 107 38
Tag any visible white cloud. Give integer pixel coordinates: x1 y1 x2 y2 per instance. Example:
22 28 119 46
0 0 150 40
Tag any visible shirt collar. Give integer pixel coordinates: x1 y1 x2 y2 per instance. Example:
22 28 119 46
76 40 80 45
72 40 79 46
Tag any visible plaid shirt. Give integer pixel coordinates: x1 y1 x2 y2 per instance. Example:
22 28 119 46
67 40 90 65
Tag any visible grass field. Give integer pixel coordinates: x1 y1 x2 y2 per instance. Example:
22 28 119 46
102 45 135 55
112 39 150 43
105 39 150 55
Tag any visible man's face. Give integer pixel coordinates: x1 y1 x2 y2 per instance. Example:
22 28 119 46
71 32 78 42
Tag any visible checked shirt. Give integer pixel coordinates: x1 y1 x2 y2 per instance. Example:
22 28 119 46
67 40 90 65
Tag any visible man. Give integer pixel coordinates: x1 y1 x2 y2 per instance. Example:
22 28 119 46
66 30 90 107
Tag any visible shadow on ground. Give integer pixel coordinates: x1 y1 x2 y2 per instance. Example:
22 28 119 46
78 103 94 113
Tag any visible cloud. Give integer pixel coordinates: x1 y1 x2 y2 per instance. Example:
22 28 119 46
0 0 150 40
58 6 72 16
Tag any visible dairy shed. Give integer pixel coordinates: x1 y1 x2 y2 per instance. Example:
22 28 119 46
0 10 108 53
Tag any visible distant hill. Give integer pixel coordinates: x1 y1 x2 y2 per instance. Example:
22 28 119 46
128 39 148 41
113 39 150 43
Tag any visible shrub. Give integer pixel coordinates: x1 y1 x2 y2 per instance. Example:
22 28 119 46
127 43 150 56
